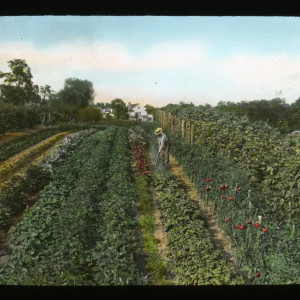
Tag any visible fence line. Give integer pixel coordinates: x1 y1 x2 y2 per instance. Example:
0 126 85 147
156 109 197 144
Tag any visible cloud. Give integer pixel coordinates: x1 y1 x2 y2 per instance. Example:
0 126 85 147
0 39 207 101
0 40 205 72
219 52 300 100
1 40 299 105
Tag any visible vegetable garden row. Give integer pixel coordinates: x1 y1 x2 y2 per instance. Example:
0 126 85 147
154 107 300 284
0 119 299 285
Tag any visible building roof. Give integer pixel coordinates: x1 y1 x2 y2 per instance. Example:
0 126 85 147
128 103 139 108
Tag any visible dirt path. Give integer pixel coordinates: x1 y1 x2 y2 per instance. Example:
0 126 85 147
146 149 170 260
168 154 238 265
0 131 70 190
145 148 176 283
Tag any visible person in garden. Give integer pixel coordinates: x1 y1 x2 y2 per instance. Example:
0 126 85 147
154 127 169 166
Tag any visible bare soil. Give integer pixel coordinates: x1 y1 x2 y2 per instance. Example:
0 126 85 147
0 132 68 191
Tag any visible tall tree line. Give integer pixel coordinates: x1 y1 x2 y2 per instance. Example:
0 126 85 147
0 59 101 134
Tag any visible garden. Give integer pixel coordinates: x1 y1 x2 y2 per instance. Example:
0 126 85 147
0 114 299 285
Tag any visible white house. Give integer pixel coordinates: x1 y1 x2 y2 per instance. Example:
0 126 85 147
98 107 114 118
127 102 153 122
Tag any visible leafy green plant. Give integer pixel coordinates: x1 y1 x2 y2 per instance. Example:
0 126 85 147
153 170 245 285
0 126 146 285
159 126 300 285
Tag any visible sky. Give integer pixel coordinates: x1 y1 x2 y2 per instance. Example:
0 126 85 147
1 15 300 107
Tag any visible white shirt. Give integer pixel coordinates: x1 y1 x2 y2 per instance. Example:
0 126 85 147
158 133 168 153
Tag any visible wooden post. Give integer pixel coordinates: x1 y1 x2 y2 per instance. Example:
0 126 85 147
191 123 194 144
181 119 185 137
187 121 190 143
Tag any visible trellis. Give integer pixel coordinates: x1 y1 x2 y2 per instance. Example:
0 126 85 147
156 110 196 144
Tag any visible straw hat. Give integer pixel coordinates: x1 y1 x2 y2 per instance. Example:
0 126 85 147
154 128 162 135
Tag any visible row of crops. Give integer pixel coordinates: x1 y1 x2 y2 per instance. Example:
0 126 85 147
0 126 147 285
0 123 249 286
1 119 299 285
148 110 300 285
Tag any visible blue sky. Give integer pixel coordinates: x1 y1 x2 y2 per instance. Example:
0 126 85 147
1 16 300 107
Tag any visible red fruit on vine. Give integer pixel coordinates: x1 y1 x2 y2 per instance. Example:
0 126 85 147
225 184 229 189
262 228 269 233
246 221 252 224
234 225 240 229
239 225 246 230
183 153 186 157
225 218 232 222
220 185 225 190
205 177 211 182
237 186 242 191
254 222 261 228
193 169 197 174
255 273 260 278
228 196 233 201
205 186 211 192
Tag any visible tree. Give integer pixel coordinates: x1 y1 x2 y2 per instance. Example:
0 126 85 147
145 104 156 115
288 97 300 131
0 59 39 105
76 106 101 123
40 85 55 104
57 78 95 108
111 98 128 120
95 102 111 108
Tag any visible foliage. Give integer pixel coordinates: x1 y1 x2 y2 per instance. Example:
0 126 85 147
0 129 96 230
129 126 169 284
0 131 69 179
0 165 51 229
163 127 300 285
153 171 245 285
0 127 62 163
76 105 101 124
160 106 299 225
111 98 129 120
0 59 41 105
56 77 95 108
0 102 41 134
144 104 157 120
0 126 146 285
